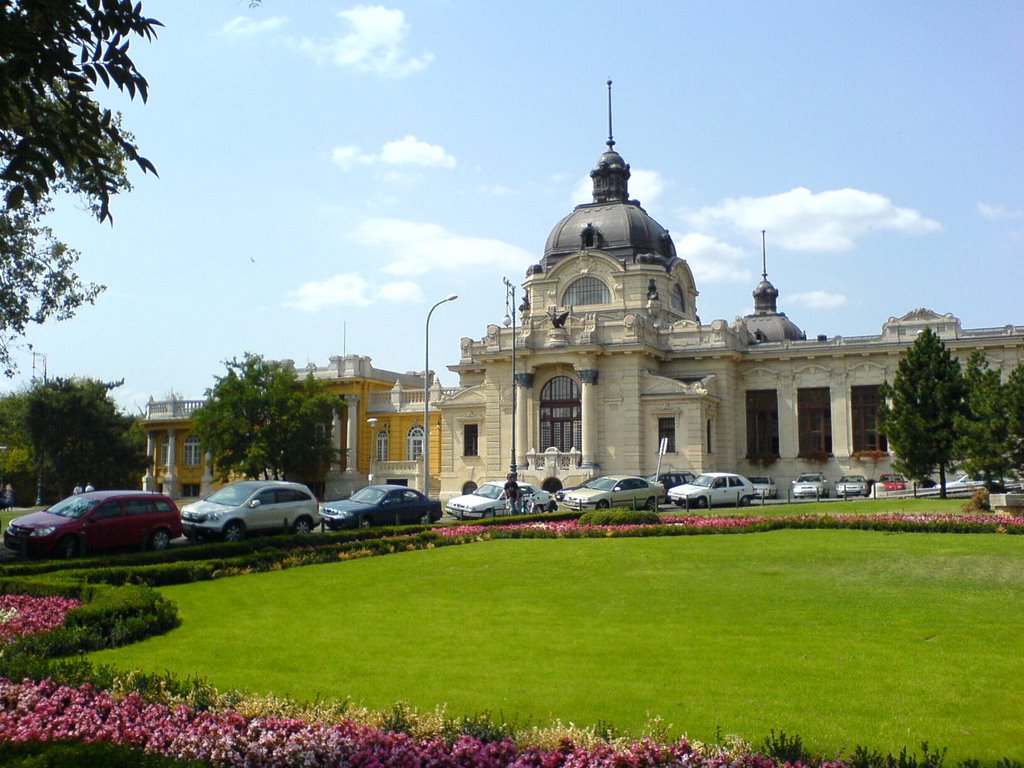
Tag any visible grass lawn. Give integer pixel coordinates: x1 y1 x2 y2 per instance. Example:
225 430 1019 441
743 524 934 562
88 529 1023 763
662 496 968 518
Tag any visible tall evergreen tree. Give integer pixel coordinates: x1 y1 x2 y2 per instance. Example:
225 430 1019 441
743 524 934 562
955 350 1012 488
1006 363 1024 477
192 354 344 482
878 328 965 498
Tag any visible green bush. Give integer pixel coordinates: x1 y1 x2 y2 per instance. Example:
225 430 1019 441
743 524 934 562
578 510 662 526
961 488 991 514
0 740 210 767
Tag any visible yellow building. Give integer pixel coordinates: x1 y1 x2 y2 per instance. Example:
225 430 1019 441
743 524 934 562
140 355 450 501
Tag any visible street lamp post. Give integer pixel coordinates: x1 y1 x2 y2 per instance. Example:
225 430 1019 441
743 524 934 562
423 294 457 496
503 278 517 477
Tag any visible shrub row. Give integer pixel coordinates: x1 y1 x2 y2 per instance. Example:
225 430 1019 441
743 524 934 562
579 510 662 526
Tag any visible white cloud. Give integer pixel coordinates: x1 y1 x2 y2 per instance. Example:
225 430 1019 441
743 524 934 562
284 273 373 311
298 5 433 77
685 187 941 252
675 233 751 283
977 201 1023 220
571 168 665 208
353 218 533 276
379 136 455 168
330 136 454 172
787 291 849 310
377 281 423 302
221 16 288 38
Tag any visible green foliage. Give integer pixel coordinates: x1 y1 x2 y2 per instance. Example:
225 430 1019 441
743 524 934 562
25 377 148 501
879 328 965 494
578 509 662 526
191 353 345 482
955 351 1013 488
1006 364 1024 476
762 729 812 764
961 489 991 514
0 740 209 768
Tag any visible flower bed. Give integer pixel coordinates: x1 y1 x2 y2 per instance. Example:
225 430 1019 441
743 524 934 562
0 595 80 644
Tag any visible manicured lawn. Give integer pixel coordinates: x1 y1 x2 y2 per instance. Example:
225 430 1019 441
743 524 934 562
89 530 1024 763
664 495 967 517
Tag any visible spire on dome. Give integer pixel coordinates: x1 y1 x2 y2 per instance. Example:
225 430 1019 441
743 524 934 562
752 229 779 314
590 79 630 203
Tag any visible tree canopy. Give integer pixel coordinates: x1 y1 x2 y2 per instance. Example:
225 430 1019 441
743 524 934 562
192 354 345 482
25 377 148 501
878 328 965 497
954 350 1013 487
0 0 161 373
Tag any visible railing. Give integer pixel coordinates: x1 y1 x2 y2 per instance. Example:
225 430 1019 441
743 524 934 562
368 387 462 413
525 447 582 472
145 399 205 419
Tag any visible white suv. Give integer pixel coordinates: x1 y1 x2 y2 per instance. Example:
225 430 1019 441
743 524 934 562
181 480 320 542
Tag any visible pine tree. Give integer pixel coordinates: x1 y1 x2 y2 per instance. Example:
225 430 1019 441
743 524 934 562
955 350 1012 488
1006 364 1024 477
878 328 965 498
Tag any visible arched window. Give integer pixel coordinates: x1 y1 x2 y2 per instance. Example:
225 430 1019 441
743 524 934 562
183 436 201 466
540 376 581 452
461 481 478 495
407 425 424 461
376 431 389 461
671 284 686 313
563 276 610 307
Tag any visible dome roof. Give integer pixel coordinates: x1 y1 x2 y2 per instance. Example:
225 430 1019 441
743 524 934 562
542 143 678 270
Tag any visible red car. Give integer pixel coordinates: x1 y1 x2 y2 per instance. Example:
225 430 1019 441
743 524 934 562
877 473 907 492
4 491 182 558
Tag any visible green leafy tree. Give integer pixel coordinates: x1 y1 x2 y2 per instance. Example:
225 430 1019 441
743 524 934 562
955 350 1012 488
0 0 160 373
26 377 148 501
1006 363 1024 476
878 328 965 498
192 354 344 482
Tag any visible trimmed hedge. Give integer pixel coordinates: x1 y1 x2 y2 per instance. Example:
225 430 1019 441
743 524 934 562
579 510 662 526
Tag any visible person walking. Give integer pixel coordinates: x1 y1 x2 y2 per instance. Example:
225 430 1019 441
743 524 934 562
502 472 521 516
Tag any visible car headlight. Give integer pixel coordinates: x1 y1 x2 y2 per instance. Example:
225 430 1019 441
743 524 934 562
30 526 56 537
206 511 221 521
327 509 352 518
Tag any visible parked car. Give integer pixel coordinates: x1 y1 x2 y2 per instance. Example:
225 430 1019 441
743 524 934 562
944 473 988 493
181 480 320 542
645 472 696 501
667 472 757 508
321 485 442 529
747 475 777 499
445 481 555 519
4 491 182 558
835 474 870 497
554 484 583 503
876 473 907 492
791 472 829 499
561 475 663 511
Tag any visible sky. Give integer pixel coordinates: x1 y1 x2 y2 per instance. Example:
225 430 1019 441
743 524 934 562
5 1 1023 412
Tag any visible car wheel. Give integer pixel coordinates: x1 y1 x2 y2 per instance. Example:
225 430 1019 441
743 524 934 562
55 536 77 559
150 528 171 551
223 521 245 542
643 496 656 510
739 495 753 507
596 499 610 510
695 496 709 509
547 501 557 512
420 513 430 524
292 516 314 534
358 516 371 529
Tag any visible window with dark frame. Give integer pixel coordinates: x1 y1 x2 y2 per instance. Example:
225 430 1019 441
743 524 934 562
798 387 832 456
540 376 581 452
657 417 676 453
746 389 780 459
463 423 479 456
851 384 888 453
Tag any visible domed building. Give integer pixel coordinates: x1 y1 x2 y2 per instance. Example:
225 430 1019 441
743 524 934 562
435 128 1024 501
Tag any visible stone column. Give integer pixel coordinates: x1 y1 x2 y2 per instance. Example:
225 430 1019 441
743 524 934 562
514 372 533 470
201 452 213 497
163 429 178 498
142 432 156 491
579 369 599 469
345 396 360 471
778 374 798 459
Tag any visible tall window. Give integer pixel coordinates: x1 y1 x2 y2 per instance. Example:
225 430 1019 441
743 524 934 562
746 390 780 458
463 423 479 456
407 426 424 461
798 387 832 456
658 417 676 453
671 284 686 313
183 435 202 466
376 431 388 461
851 385 888 453
160 438 169 466
563 276 611 306
540 376 581 452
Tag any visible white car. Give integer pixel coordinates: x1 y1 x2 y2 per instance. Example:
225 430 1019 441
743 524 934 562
791 473 829 499
667 472 756 509
747 475 777 499
181 480 320 541
560 475 663 511
445 481 554 519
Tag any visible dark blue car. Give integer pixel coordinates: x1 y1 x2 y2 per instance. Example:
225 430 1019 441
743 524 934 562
320 484 442 529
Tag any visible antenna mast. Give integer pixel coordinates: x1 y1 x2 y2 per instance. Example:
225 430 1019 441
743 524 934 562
761 229 768 280
606 78 614 148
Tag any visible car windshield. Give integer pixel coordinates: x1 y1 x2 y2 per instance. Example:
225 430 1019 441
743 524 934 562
205 483 261 506
350 487 387 504
748 477 769 484
583 477 618 491
796 474 821 482
473 484 503 500
47 496 100 519
690 475 718 488
839 476 864 483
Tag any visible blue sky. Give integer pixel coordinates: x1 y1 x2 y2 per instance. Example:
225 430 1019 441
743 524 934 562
6 1 1022 411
